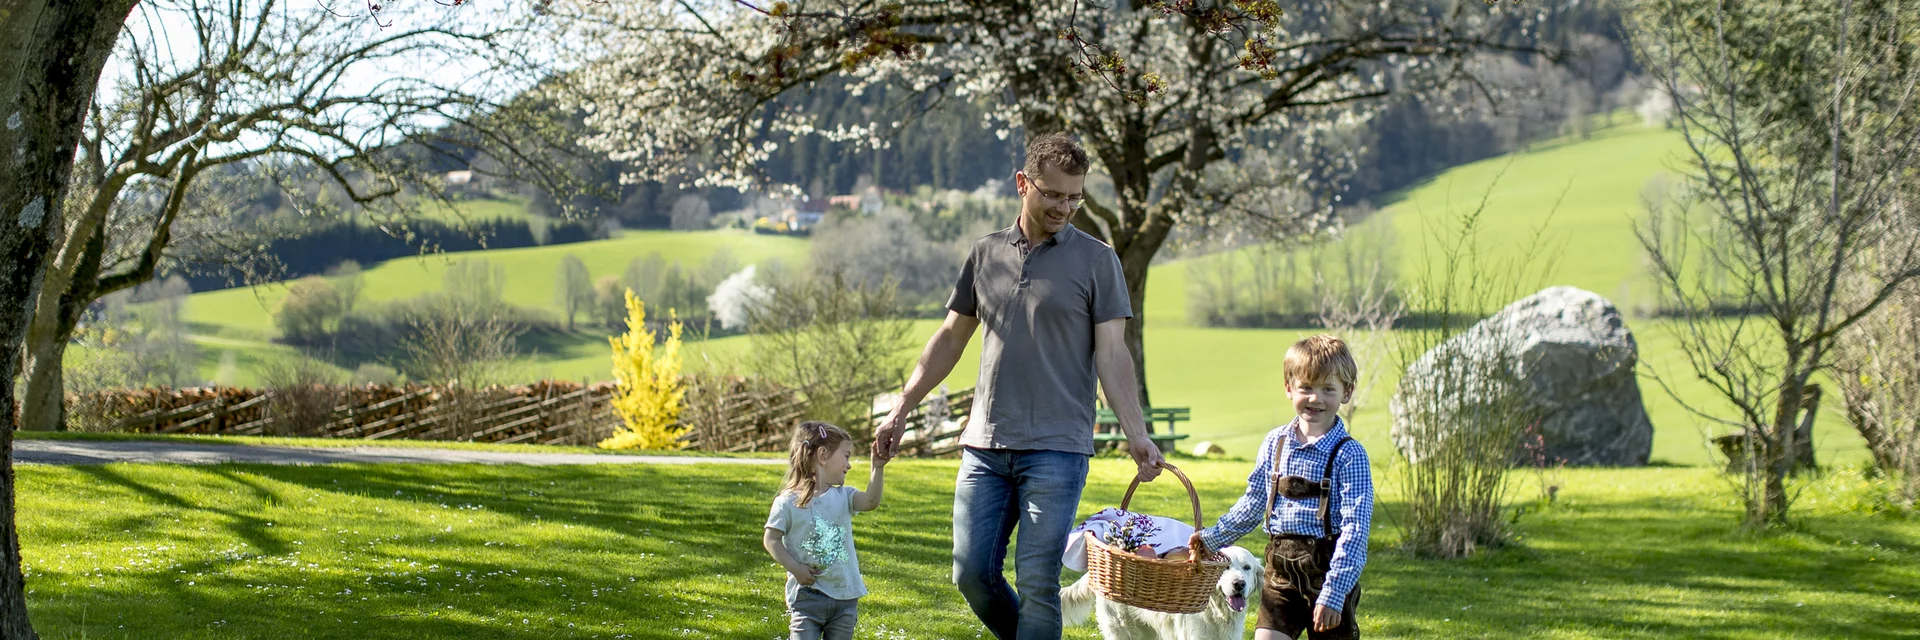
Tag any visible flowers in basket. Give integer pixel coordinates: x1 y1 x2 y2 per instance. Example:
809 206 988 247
1100 512 1162 556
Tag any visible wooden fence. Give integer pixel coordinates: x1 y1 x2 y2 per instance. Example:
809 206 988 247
884 387 975 458
669 380 975 457
83 383 619 447
674 378 900 453
72 380 975 456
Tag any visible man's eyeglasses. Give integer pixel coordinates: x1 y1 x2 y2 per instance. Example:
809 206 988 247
1026 176 1085 210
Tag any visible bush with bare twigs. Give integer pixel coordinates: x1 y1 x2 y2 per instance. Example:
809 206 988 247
1836 283 1920 508
745 268 912 439
258 355 345 438
1388 184 1560 558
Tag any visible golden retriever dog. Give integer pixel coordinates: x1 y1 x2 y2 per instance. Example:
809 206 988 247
1060 546 1263 640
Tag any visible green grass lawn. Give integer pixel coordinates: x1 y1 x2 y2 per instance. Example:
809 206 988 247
18 457 1918 639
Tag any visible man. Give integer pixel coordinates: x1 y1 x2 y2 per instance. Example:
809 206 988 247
871 133 1166 640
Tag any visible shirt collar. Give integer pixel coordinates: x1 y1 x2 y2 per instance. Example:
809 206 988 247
1007 220 1073 248
1284 416 1349 452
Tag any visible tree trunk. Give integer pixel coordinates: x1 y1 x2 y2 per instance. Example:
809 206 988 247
1790 383 1820 473
1758 378 1811 527
16 337 65 432
1122 260 1152 413
1842 382 1902 472
1762 461 1790 526
21 195 113 432
18 290 86 433
0 2 141 637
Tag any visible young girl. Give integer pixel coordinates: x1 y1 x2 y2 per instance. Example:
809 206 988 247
763 421 887 640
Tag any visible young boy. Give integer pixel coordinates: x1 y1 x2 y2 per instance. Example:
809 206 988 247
1188 334 1374 639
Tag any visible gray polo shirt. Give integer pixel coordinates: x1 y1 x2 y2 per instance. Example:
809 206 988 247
947 222 1133 455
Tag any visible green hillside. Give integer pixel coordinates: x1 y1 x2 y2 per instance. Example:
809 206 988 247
165 122 1871 466
182 228 809 340
1384 124 1686 303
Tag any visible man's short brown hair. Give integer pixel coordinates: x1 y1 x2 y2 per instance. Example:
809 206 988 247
1284 334 1358 390
1023 132 1091 177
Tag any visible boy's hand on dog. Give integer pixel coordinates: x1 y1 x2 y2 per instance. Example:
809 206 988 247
1312 605 1340 631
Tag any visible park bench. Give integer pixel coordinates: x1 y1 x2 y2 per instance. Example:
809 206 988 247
1093 407 1191 450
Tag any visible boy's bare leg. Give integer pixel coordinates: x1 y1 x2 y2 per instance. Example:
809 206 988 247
1255 630 1293 640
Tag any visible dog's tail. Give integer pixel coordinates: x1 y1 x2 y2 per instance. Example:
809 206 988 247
1058 571 1096 626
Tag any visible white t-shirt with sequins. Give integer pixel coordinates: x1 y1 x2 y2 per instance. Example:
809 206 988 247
766 486 867 604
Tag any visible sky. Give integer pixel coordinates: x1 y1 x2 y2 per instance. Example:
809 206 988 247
93 0 562 150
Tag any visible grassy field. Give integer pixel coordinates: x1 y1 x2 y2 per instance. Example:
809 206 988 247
156 227 807 387
18 456 1918 639
160 121 1874 466
181 228 809 340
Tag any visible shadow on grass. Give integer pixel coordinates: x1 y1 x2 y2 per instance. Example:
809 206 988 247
246 461 993 637
70 465 291 558
1360 493 1920 639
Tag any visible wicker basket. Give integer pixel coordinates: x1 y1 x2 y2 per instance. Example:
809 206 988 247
1082 462 1228 614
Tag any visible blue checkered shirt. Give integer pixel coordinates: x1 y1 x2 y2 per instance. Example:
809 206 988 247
1197 417 1373 612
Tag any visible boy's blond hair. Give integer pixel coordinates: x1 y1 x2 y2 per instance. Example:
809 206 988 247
1283 334 1357 390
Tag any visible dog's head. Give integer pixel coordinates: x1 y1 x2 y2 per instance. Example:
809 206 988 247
1213 546 1262 613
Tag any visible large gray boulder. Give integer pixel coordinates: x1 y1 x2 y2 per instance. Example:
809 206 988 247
1390 286 1654 466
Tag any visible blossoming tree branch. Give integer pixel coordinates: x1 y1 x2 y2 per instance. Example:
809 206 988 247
548 0 1554 406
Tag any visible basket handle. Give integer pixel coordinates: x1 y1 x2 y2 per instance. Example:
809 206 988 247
1117 461 1204 532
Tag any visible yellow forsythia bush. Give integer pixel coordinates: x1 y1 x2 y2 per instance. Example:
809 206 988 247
599 290 687 450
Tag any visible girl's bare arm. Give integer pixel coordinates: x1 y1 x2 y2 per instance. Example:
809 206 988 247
852 462 887 512
763 527 820 584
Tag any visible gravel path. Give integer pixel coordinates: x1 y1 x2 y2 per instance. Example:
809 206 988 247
11 439 784 466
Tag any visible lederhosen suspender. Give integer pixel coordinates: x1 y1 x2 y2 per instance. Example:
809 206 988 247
1263 431 1352 541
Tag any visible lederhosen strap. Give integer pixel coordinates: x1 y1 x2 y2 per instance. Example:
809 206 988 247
1318 436 1350 540
1263 432 1286 536
1263 427 1352 542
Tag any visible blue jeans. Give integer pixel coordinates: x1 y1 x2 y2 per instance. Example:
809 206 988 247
787 586 857 640
952 447 1090 640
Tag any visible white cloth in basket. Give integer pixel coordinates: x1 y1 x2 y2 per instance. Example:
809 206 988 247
1062 507 1196 572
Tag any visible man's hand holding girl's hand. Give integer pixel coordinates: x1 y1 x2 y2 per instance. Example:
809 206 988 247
871 411 907 461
